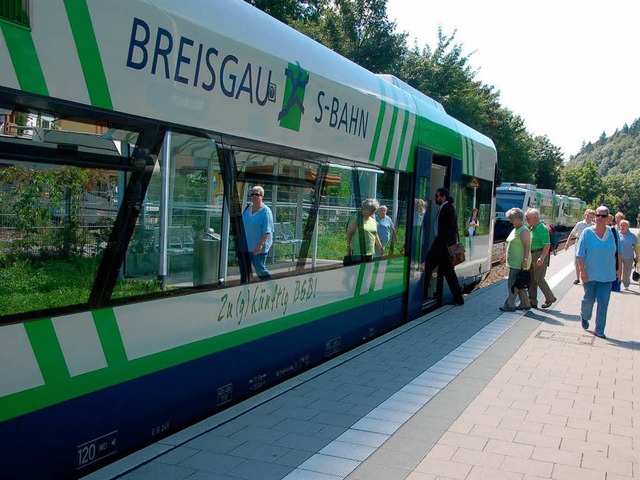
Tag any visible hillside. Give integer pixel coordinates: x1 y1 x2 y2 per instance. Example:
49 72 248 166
567 117 640 176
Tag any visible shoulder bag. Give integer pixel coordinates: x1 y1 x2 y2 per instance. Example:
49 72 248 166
611 227 621 291
448 215 466 267
512 269 531 292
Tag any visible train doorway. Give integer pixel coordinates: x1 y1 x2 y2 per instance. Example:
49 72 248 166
406 147 463 319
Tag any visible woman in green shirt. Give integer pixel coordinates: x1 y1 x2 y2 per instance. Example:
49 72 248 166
500 208 532 312
347 198 383 262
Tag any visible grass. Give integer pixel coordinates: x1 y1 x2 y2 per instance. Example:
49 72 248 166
0 255 162 317
0 231 383 317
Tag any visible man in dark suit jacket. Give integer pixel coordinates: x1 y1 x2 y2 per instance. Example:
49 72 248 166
423 188 465 305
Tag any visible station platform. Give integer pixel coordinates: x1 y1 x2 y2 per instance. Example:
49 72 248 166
83 246 640 480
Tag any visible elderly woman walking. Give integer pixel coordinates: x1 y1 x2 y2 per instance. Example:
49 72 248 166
499 208 531 312
617 220 638 289
576 205 622 339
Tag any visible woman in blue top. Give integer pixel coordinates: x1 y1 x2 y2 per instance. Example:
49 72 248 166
375 205 396 258
618 220 638 289
239 186 274 283
576 206 622 339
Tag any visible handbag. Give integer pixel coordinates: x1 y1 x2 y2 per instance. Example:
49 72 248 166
448 242 466 267
633 261 639 282
610 227 621 292
343 254 364 266
611 278 621 292
512 269 531 292
448 216 466 266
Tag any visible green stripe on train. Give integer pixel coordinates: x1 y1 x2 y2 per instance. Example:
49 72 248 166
415 116 464 161
382 105 399 168
369 100 387 163
0 20 48 95
0 259 407 422
63 0 113 109
25 321 70 383
393 110 410 170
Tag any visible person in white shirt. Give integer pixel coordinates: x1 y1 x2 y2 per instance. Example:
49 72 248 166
565 209 596 284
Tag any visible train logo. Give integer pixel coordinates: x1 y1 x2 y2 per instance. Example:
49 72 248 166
278 61 309 131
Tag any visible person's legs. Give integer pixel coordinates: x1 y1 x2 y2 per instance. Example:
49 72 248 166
593 281 612 337
528 253 540 307
536 258 556 306
621 258 633 288
238 251 253 284
251 252 272 280
516 287 531 309
502 268 518 310
441 256 464 304
580 281 596 329
422 246 438 297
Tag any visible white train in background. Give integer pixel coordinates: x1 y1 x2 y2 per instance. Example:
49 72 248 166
494 183 586 240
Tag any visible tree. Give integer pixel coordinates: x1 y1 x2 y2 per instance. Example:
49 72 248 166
602 170 640 220
531 135 563 190
396 29 537 184
297 0 407 74
243 0 323 23
556 162 604 206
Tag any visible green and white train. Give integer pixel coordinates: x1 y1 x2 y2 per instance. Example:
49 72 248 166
494 183 586 239
0 1 496 478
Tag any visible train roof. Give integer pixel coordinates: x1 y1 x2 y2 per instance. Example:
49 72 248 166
0 0 495 177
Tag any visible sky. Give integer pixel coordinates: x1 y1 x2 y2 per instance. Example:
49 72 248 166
386 0 640 160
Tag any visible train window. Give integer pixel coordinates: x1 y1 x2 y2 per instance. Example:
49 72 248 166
113 130 224 295
0 106 142 318
0 0 30 27
315 163 356 264
375 170 411 257
322 163 409 262
232 151 320 277
460 175 493 258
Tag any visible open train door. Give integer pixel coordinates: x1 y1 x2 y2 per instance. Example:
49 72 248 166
406 148 463 320
405 147 432 320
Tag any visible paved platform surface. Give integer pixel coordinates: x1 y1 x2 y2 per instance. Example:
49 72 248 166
84 246 639 480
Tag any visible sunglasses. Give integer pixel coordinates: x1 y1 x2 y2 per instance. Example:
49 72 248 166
250 193 262 197
595 214 608 218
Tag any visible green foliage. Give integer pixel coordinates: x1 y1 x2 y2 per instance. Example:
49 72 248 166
562 117 640 218
0 255 163 316
602 170 640 219
0 166 95 256
243 0 323 23
248 2 567 186
0 256 98 315
532 136 564 189
291 0 407 74
397 29 539 185
557 162 604 207
569 118 640 177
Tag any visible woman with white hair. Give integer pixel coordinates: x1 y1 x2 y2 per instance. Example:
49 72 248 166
375 205 396 258
618 220 638 289
347 198 383 263
500 208 531 312
239 185 274 283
